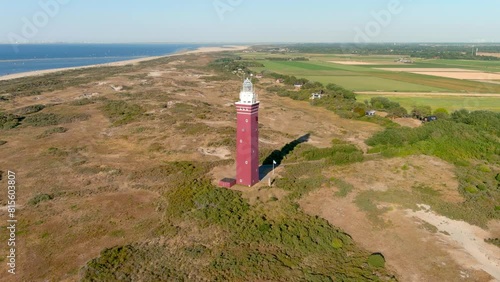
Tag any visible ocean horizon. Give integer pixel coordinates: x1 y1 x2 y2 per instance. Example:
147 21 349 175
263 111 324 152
0 43 211 76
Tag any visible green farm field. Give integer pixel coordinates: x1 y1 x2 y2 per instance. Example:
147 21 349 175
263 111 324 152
356 94 500 112
243 52 500 111
301 75 446 92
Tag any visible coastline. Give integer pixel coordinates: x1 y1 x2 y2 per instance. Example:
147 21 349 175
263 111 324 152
0 45 249 82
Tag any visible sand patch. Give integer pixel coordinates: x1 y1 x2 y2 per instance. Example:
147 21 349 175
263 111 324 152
198 147 231 159
475 80 500 85
148 71 165 77
477 52 500 58
408 207 500 280
393 118 422 128
299 189 490 281
414 71 500 80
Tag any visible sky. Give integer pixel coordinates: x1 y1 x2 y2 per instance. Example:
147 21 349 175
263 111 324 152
1 0 500 43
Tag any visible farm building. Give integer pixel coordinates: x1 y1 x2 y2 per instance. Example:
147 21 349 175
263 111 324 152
310 93 323 100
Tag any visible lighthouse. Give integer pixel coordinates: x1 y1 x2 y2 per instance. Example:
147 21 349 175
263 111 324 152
235 78 260 187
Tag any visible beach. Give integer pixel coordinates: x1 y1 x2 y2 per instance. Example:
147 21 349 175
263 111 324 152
0 45 248 82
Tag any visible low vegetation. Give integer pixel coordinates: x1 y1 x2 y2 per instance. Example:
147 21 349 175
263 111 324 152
0 65 138 98
83 156 395 280
283 43 500 61
14 104 46 115
28 193 54 206
70 98 96 106
0 112 22 129
36 127 68 139
366 113 499 164
209 57 264 76
101 100 145 125
23 112 90 127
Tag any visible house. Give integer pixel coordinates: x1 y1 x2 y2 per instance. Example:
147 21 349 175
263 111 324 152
366 110 376 116
310 92 323 100
395 57 414 64
294 83 303 89
275 79 284 84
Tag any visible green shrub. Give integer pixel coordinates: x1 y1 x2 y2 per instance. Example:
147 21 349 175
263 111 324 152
411 105 432 118
331 238 344 249
368 253 386 268
485 238 500 248
452 110 500 137
433 108 449 119
478 165 491 173
24 113 60 126
24 113 89 127
0 113 21 129
476 183 487 191
366 120 499 164
28 193 54 206
47 147 69 157
464 186 479 194
101 100 145 125
370 97 400 110
70 98 95 106
37 127 68 139
302 143 364 165
15 104 45 115
82 245 136 281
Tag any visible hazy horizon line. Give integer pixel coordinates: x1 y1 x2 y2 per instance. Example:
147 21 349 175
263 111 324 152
1 42 500 45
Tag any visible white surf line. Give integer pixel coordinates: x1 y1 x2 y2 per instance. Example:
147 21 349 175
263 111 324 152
407 206 500 281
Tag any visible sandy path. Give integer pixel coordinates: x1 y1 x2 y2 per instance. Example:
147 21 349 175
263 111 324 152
356 91 500 97
0 45 248 81
377 68 478 72
408 207 500 281
329 61 377 65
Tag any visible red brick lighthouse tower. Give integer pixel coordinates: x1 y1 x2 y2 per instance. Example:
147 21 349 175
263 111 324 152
235 78 260 187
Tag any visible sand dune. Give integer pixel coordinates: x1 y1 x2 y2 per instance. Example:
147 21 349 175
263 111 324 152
408 207 500 281
0 45 248 82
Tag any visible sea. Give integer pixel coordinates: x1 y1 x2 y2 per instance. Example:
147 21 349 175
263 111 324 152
0 43 210 77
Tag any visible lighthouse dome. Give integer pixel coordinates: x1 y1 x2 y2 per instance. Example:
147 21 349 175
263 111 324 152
239 78 258 104
242 78 253 92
